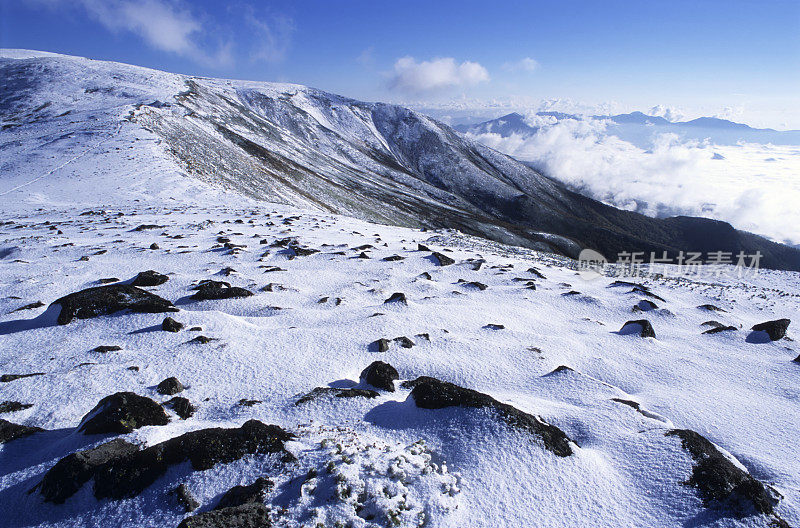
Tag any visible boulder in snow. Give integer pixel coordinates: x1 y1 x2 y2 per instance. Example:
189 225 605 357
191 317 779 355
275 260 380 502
360 361 399 392
53 284 177 325
620 319 656 338
750 319 790 341
78 392 170 435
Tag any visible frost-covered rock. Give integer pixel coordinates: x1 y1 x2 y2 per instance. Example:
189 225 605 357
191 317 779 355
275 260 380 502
78 392 170 435
53 284 177 324
405 376 574 456
190 280 253 301
130 270 169 287
360 361 399 392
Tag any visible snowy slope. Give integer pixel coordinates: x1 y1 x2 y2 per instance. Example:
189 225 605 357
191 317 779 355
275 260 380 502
3 51 800 270
0 202 798 528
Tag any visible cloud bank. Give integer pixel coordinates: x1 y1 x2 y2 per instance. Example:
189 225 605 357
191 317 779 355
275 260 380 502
389 57 489 93
468 118 800 245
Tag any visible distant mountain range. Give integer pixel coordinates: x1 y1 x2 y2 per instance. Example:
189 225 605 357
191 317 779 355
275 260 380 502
456 111 800 148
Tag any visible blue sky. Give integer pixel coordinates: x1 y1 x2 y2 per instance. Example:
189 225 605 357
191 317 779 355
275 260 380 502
2 0 799 128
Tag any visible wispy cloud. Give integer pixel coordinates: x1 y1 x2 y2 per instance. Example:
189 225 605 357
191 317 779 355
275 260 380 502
243 6 294 64
356 46 376 68
25 0 297 68
502 57 539 73
388 56 489 94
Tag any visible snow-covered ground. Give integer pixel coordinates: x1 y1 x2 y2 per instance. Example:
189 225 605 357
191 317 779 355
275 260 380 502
1 50 799 528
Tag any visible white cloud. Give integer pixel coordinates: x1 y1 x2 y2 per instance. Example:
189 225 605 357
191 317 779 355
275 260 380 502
388 56 489 93
502 57 539 72
467 120 800 244
649 104 685 122
26 0 234 66
244 7 294 64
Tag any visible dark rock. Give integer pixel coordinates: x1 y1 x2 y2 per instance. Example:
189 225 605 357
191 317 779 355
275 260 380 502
171 483 199 512
633 299 658 312
0 401 32 414
177 503 270 528
92 345 122 353
611 397 641 410
464 281 487 290
191 280 253 301
237 399 262 407
157 377 185 396
751 319 790 341
133 224 162 231
37 439 138 504
666 429 779 516
374 338 391 352
405 377 574 457
360 361 399 392
127 366 139 372
53 284 177 325
165 397 195 419
98 278 120 284
382 255 405 261
357 251 370 259
527 267 546 279
215 477 273 510
78 392 170 435
189 326 203 331
11 301 45 312
0 419 43 443
419 272 432 280
620 319 656 338
384 292 407 305
417 244 430 251
704 325 737 334
149 243 160 250
484 324 505 330
1 372 45 382
131 270 169 287
162 316 184 332
632 286 666 303
93 420 293 500
698 304 726 312
295 387 379 405
353 244 373 251
431 252 455 266
289 244 319 256
190 335 212 344
394 336 415 348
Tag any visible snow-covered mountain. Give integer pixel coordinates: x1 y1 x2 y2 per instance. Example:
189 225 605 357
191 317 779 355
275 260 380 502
2 51 800 270
0 50 799 528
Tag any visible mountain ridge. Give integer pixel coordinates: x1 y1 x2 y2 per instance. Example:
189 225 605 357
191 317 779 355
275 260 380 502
2 50 800 270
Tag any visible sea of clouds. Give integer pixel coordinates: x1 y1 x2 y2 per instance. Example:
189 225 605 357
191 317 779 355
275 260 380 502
467 116 800 246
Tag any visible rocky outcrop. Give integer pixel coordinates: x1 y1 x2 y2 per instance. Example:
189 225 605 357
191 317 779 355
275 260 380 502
191 280 254 301
93 420 293 500
403 376 574 456
53 284 177 324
